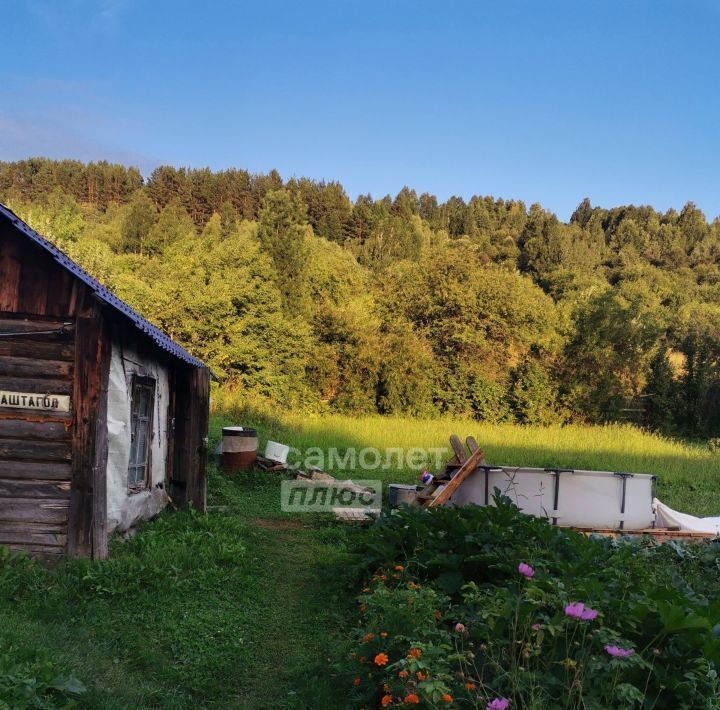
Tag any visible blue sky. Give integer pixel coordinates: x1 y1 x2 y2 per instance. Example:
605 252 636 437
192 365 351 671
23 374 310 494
2 0 719 219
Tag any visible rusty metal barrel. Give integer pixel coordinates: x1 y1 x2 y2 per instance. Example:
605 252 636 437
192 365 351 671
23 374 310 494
221 427 258 471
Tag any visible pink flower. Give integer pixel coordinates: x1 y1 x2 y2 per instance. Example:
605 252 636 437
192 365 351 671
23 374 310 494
531 623 542 631
604 644 635 658
518 562 535 579
487 699 510 710
455 622 466 633
564 602 598 621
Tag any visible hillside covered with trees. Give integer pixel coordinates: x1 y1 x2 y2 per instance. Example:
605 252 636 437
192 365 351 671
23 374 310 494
2 158 720 438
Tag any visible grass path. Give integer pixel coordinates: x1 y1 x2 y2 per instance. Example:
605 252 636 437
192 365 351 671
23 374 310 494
214 480 353 709
233 518 346 708
0 473 354 709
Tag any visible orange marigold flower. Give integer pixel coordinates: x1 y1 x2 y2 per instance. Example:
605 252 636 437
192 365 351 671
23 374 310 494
465 682 476 690
374 652 389 666
441 694 453 703
362 587 370 593
416 671 427 681
395 565 404 571
353 677 361 686
360 604 367 613
362 633 375 643
404 694 420 705
433 611 443 620
380 631 388 638
398 670 409 679
381 695 393 707
407 648 422 659
379 574 388 581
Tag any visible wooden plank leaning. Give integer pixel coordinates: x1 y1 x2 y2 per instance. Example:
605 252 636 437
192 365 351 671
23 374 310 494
426 446 485 508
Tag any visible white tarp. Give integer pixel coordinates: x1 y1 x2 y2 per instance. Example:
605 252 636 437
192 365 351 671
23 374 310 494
653 498 720 535
106 336 171 535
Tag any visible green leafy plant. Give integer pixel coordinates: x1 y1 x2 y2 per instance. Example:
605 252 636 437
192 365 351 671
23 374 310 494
0 641 85 709
343 496 720 708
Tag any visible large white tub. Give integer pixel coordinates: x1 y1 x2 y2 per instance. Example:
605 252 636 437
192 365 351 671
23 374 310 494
449 466 656 530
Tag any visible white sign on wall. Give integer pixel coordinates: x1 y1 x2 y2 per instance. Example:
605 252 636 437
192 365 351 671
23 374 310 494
0 391 71 413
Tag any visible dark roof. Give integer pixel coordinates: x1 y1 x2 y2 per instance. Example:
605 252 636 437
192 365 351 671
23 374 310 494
0 203 209 372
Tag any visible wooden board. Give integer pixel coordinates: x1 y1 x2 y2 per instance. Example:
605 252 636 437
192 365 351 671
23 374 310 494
0 521 67 548
0 496 70 524
0 376 72 395
0 356 73 379
0 339 75 361
427 447 485 508
449 434 467 464
0 461 72 480
172 366 209 511
68 304 110 559
0 438 71 461
0 478 71 498
0 418 71 440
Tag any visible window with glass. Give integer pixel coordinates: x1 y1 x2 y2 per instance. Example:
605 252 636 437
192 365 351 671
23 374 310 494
128 376 155 490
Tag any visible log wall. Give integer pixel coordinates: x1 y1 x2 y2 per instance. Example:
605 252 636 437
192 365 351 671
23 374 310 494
0 224 97 557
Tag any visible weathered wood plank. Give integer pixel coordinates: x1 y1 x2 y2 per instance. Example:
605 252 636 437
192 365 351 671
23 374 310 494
0 496 69 523
172 366 209 511
0 530 67 547
92 318 112 560
0 478 71 499
0 338 75 361
0 417 71 441
427 447 485 508
44 268 78 317
0 376 72 396
0 519 68 553
0 317 74 334
0 236 21 312
18 264 50 315
4 544 67 558
0 356 73 379
69 303 107 558
0 438 72 462
0 461 72 480
450 434 468 463
0 521 66 535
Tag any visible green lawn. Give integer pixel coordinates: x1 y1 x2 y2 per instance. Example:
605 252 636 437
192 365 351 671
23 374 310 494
3 414 720 709
212 410 720 515
0 468 354 709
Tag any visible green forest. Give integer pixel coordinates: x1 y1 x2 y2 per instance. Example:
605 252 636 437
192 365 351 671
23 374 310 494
2 158 720 439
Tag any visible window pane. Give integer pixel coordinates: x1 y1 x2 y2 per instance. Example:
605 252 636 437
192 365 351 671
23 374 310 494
139 388 151 417
128 377 155 488
136 425 148 466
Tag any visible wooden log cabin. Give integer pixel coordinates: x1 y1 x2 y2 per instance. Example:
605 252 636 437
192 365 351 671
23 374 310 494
0 203 211 559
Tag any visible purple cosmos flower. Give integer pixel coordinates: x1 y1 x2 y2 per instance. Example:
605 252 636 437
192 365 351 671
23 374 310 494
518 562 535 579
604 644 635 658
487 699 510 710
455 622 467 633
564 602 598 621
531 623 542 631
